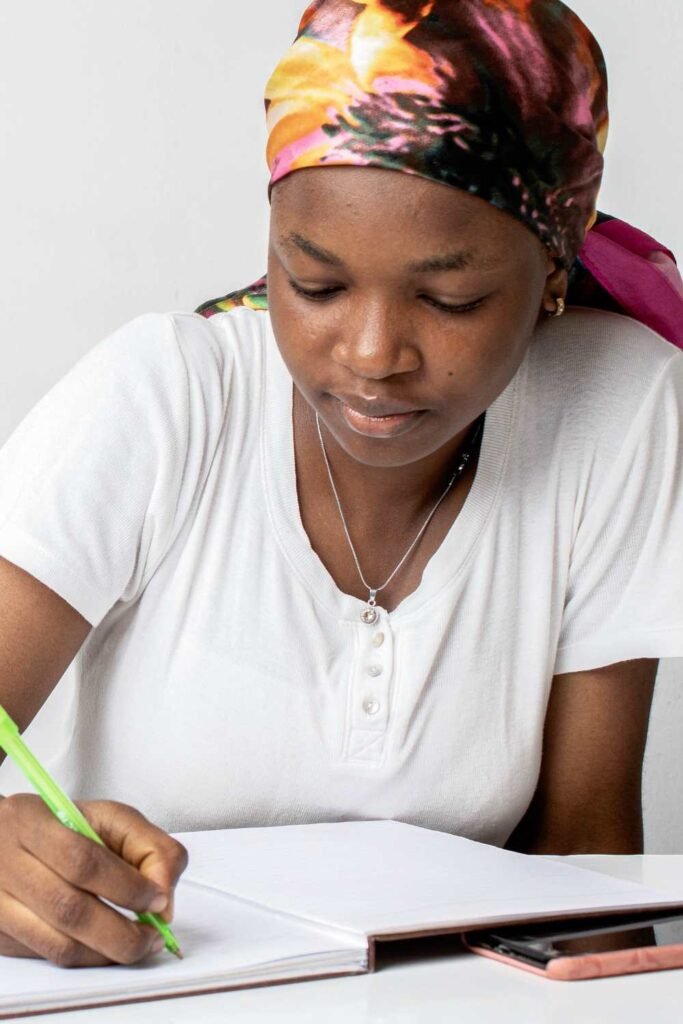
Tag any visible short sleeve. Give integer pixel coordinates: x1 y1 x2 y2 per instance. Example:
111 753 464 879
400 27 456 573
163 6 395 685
554 351 683 674
0 313 227 627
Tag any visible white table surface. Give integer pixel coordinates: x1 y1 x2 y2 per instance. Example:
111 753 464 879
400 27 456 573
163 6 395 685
14 855 683 1024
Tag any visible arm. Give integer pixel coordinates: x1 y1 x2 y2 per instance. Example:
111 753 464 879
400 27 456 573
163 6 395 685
0 556 91 744
0 556 187 966
506 658 657 855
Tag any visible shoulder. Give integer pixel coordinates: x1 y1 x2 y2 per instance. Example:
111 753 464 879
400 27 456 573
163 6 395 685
529 306 680 389
84 307 271 402
98 307 267 368
523 307 682 447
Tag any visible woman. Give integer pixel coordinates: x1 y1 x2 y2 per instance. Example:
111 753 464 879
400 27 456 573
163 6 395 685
0 0 681 969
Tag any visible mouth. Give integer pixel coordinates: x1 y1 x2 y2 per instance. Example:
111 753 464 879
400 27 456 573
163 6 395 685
333 395 426 438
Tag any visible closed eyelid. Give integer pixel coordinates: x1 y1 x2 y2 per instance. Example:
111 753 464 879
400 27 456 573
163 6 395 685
423 295 488 314
287 279 342 299
288 279 488 314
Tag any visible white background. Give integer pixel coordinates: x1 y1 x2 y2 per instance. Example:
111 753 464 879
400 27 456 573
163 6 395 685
0 1 681 849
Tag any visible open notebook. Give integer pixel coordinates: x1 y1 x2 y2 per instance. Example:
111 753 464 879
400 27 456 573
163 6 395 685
2 820 683 1019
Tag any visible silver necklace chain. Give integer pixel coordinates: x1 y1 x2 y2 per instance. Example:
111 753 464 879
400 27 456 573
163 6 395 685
315 412 485 624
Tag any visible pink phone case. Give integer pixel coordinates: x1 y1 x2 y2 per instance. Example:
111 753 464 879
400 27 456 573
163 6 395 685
462 936 683 981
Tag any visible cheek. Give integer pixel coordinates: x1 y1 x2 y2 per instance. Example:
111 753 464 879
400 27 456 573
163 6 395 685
267 265 337 377
431 312 532 401
268 250 538 405
454 278 541 385
267 295 326 397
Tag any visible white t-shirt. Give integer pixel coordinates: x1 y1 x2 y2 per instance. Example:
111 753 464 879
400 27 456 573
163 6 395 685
0 306 681 845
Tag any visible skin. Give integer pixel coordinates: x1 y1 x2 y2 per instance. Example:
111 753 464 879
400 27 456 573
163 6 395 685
0 560 187 966
0 166 656 967
269 167 567 610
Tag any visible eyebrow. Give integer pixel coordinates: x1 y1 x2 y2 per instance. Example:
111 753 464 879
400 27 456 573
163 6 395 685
282 233 343 267
408 251 505 273
281 232 505 273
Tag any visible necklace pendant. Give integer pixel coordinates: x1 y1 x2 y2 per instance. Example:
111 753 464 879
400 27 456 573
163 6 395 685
360 590 379 625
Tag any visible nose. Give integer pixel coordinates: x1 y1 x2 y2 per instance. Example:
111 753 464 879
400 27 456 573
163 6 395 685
331 298 421 380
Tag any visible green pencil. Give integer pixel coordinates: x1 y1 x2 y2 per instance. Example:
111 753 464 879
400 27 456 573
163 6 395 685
0 703 182 959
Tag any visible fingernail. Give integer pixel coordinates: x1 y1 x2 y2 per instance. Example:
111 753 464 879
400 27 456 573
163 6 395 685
148 892 168 914
151 935 165 954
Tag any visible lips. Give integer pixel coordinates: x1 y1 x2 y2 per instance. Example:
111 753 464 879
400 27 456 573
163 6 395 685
332 393 426 439
332 393 423 418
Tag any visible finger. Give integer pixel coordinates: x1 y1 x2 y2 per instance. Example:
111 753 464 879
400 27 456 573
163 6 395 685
0 930 42 959
0 794 163 912
0 891 112 968
2 853 164 966
13 799 169 916
83 801 189 893
159 887 175 924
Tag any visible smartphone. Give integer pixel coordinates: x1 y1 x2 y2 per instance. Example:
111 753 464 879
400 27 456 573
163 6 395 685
463 909 683 981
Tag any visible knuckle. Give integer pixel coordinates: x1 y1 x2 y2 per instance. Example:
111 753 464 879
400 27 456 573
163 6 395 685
0 794 17 823
101 799 127 812
0 792 35 825
90 799 146 837
65 838 101 884
50 890 89 931
45 936 82 969
101 799 138 822
169 839 189 874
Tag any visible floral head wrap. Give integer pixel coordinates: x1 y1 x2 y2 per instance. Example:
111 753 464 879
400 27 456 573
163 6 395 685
198 0 682 348
265 0 608 271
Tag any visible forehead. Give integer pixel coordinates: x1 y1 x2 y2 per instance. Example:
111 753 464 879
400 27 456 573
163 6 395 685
271 167 542 267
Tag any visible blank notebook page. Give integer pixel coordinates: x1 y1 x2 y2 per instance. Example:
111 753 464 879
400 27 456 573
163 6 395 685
182 820 683 936
0 880 365 1017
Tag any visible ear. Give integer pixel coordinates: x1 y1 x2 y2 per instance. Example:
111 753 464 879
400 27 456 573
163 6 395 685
540 255 568 317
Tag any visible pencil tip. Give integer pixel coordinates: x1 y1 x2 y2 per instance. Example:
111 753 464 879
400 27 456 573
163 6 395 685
173 949 184 960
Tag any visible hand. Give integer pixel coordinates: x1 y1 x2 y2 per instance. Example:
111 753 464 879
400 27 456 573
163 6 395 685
0 795 188 967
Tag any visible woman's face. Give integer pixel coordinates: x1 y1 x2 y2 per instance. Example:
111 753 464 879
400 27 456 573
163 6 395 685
268 166 560 469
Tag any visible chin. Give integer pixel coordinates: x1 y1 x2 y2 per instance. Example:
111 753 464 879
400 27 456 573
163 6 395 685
324 412 446 469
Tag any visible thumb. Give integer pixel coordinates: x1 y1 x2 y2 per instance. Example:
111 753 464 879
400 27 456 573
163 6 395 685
80 800 189 894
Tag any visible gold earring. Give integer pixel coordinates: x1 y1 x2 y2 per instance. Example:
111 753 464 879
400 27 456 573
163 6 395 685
548 297 566 318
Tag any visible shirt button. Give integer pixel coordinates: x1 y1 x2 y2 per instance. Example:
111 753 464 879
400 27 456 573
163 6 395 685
363 699 381 716
367 664 383 677
372 632 385 648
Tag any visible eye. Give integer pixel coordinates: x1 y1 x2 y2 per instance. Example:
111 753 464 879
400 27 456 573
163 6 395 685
288 279 342 302
422 295 487 315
